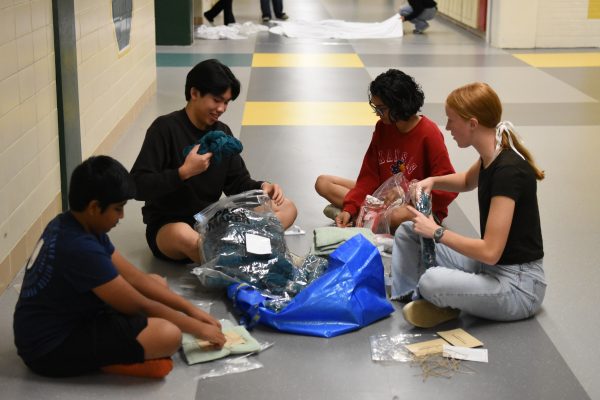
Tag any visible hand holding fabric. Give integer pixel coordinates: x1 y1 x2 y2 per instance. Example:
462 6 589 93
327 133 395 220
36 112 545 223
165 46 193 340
409 177 434 205
407 205 439 239
179 144 212 180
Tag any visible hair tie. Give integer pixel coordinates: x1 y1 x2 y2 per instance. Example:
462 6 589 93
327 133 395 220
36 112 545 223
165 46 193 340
495 121 525 160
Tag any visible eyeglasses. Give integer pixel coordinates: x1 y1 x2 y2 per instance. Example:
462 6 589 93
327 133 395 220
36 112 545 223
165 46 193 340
369 101 388 116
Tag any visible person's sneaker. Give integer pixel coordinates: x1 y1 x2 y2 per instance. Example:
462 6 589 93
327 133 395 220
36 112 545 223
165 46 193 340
402 299 460 328
203 12 214 24
276 13 289 20
413 29 424 34
323 204 342 221
262 16 271 22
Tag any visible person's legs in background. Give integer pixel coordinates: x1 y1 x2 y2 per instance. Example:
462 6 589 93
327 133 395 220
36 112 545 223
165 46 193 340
260 0 272 21
412 7 437 33
272 0 288 20
204 0 235 25
222 0 235 25
204 0 223 23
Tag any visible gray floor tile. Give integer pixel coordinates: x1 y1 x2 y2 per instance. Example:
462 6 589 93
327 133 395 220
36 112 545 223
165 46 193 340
246 67 372 101
365 66 598 104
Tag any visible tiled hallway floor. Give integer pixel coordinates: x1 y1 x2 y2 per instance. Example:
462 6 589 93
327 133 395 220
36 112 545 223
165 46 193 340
1 1 599 398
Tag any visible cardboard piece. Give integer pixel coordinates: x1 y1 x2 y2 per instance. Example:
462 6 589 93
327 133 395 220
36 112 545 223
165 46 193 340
437 328 483 348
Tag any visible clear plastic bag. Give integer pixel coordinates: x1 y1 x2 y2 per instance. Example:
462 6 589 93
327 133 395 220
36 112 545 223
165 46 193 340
195 357 263 380
355 195 386 232
193 190 327 311
171 273 216 311
369 333 439 362
356 173 411 234
194 341 274 380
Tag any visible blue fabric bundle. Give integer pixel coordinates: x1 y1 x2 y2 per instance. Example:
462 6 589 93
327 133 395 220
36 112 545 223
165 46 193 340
183 130 243 164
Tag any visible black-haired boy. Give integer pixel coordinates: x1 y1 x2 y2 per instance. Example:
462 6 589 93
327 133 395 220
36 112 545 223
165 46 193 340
13 155 224 378
131 59 297 264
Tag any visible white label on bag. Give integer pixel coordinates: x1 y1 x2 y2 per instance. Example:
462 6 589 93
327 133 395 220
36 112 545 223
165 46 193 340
245 233 272 255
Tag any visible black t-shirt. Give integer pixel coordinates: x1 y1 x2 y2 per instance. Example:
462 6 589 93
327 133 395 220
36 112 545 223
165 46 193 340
13 212 117 362
478 150 544 265
130 109 262 227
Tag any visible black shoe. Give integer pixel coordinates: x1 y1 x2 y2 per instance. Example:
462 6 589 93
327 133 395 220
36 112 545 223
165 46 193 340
413 29 424 34
203 12 214 24
276 13 289 20
262 16 271 22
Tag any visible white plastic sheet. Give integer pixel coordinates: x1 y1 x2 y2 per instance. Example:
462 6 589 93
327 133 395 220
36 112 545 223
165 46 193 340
195 22 268 40
269 15 403 39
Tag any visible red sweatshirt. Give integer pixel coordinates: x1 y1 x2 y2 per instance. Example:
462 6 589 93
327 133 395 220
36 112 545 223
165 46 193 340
343 115 457 221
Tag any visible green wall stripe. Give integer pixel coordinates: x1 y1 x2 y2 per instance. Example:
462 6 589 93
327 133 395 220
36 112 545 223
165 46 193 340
156 53 253 67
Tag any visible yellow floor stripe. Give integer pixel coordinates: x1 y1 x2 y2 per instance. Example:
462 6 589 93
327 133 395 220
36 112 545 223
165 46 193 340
513 52 600 68
252 53 364 68
242 102 378 126
589 0 600 18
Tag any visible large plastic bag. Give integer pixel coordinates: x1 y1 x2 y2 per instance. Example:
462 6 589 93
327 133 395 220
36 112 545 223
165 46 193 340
227 234 395 338
355 173 411 234
193 190 327 309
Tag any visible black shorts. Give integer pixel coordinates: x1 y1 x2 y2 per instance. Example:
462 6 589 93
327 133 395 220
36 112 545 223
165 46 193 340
25 310 147 377
145 216 196 263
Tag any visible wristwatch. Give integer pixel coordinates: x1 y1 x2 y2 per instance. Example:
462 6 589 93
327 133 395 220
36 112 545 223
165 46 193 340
433 227 446 243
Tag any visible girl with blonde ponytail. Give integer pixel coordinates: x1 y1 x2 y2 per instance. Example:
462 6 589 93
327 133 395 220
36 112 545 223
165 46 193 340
391 82 546 328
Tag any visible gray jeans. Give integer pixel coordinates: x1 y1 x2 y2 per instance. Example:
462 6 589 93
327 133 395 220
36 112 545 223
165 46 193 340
399 4 437 32
391 222 547 321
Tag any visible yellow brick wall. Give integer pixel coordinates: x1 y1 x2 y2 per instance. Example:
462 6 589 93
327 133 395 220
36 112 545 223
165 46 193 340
0 0 157 294
0 0 61 294
75 0 156 158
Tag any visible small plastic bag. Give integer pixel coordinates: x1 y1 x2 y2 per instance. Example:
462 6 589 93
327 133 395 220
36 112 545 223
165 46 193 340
369 333 439 362
355 195 386 232
356 173 411 234
172 273 216 311
195 357 263 380
194 341 273 380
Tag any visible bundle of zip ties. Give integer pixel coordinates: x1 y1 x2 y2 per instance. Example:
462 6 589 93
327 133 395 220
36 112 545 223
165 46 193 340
410 353 476 381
